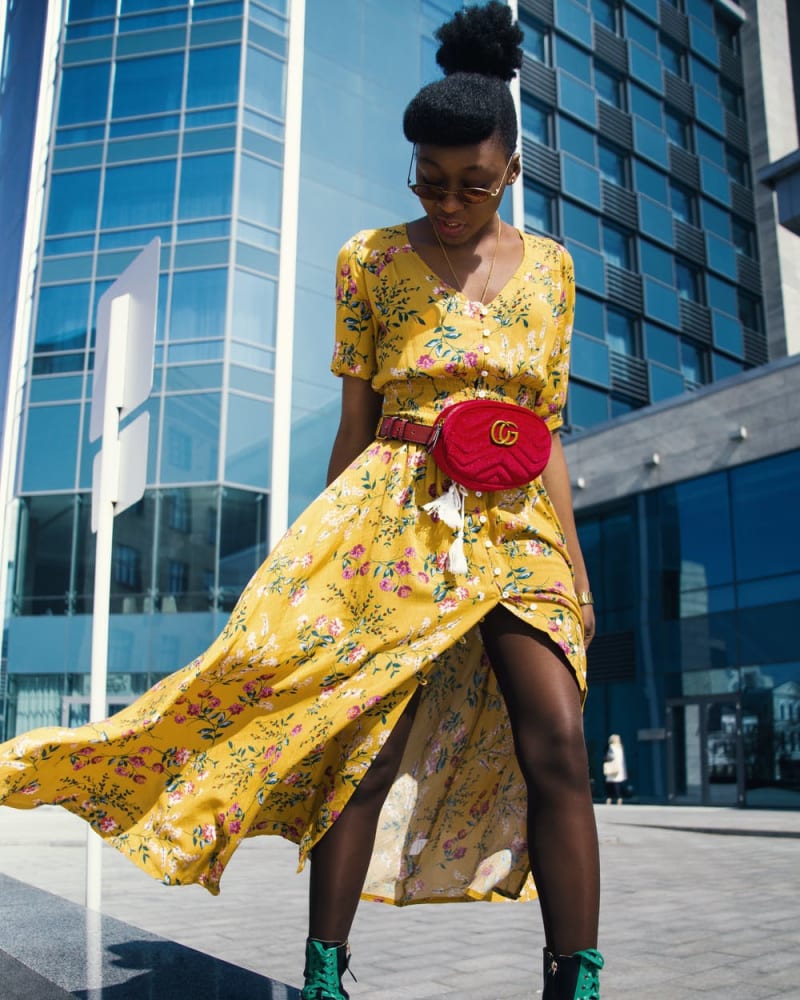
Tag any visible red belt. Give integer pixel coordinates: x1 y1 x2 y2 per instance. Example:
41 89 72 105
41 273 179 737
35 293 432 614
378 415 437 447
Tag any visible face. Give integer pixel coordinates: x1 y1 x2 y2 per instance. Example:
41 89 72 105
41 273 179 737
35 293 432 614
411 135 520 245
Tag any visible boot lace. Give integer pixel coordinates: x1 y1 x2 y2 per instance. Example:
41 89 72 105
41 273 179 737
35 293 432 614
573 948 604 1000
301 941 352 1000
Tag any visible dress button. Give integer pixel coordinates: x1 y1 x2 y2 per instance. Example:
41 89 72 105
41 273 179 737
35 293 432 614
502 590 509 599
493 567 501 576
477 390 486 399
479 514 487 524
485 540 493 548
483 345 490 354
475 490 483 497
481 370 489 378
477 591 485 600
482 329 490 337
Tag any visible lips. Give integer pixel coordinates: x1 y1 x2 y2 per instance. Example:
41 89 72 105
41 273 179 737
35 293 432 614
434 216 466 239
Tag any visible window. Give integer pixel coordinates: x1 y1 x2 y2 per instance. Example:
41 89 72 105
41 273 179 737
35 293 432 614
720 79 744 118
521 98 551 146
660 36 685 79
559 117 595 165
680 340 708 385
714 12 740 53
675 260 702 302
112 53 184 120
186 45 241 108
606 307 638 356
101 160 176 229
598 141 627 186
519 12 548 63
556 37 591 80
166 560 189 595
170 269 227 340
113 544 142 588
664 108 691 150
590 0 619 33
167 491 191 532
726 147 751 187
46 170 101 235
568 382 609 429
524 183 554 235
178 153 234 220
595 63 624 109
602 222 632 270
732 218 757 258
669 180 696 225
737 290 762 332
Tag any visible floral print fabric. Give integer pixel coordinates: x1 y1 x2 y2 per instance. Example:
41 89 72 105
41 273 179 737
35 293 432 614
0 226 585 904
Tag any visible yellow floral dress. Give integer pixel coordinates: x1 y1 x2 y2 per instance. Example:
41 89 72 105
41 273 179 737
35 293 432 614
0 225 585 905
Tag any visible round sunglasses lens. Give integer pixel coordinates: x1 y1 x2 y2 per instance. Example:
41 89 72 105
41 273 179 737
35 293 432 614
461 189 490 204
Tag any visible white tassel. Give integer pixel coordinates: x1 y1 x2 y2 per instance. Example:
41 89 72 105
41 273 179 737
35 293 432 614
423 483 469 575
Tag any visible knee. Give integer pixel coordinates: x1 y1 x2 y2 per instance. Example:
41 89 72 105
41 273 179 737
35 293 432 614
513 713 588 795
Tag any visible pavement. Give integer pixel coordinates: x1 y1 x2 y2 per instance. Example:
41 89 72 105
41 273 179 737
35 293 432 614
0 803 799 999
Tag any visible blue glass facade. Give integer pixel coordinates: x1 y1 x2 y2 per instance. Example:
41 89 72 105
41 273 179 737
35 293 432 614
578 447 800 808
517 0 766 430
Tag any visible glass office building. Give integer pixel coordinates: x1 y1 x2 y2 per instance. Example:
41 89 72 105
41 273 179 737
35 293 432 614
1 0 798 807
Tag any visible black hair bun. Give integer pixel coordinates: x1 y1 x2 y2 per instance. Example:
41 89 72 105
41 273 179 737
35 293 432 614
435 1 524 83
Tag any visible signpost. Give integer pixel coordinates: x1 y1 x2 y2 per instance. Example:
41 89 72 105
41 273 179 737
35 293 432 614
85 238 159 913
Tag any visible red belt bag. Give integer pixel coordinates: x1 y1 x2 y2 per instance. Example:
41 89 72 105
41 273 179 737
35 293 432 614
380 400 552 492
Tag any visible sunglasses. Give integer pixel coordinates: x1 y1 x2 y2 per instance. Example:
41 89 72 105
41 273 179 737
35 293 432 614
407 148 517 205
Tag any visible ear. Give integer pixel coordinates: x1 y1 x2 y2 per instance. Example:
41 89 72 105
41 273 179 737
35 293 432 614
507 153 522 185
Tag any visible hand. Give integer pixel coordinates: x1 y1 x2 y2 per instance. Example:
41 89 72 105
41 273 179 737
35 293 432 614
581 603 596 648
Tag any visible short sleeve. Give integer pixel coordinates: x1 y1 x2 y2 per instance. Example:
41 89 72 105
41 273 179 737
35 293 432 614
535 244 575 432
330 234 378 382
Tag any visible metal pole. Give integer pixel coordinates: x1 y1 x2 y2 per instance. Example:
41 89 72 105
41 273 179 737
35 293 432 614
85 299 129 912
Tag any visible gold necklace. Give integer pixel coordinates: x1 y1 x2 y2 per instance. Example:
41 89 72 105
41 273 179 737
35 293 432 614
432 215 502 303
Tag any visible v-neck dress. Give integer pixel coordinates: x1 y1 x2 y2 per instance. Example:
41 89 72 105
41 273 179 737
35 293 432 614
0 224 585 905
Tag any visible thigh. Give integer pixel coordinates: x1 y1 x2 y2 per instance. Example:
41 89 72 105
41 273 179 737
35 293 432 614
480 605 582 728
479 605 586 781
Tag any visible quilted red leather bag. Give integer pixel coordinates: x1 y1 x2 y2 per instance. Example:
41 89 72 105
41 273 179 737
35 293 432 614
429 399 552 492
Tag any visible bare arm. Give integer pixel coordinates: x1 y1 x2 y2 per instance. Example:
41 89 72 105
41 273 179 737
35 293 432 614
541 432 595 646
326 375 384 486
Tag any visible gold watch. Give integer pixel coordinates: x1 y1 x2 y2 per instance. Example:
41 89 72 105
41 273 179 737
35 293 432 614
576 591 594 607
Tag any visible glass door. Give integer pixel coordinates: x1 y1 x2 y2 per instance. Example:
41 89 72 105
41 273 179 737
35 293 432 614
667 697 745 806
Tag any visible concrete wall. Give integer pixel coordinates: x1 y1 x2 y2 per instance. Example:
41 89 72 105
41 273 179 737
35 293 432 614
564 355 800 511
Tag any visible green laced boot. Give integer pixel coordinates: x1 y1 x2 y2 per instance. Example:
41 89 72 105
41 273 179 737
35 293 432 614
542 947 604 999
300 938 355 1000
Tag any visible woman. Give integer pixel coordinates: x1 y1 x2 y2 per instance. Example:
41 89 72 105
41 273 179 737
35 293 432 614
605 734 627 805
0 4 602 998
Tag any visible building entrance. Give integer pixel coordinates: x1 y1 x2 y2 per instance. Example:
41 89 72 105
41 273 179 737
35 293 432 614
667 696 745 807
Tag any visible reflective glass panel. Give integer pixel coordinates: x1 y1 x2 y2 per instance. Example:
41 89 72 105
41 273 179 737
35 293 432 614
569 381 609 428
521 99 550 145
112 53 184 119
57 63 111 125
606 307 637 355
563 201 599 248
225 394 272 488
186 45 240 107
602 222 631 269
161 393 221 484
35 283 90 353
101 160 176 228
22 405 80 491
524 184 553 235
244 46 286 119
559 118 595 164
598 142 626 185
238 155 282 228
519 12 548 62
14 495 76 615
170 269 227 340
731 453 800 582
46 170 101 234
680 340 707 383
178 153 234 219
595 64 623 107
218 489 268 610
232 269 277 347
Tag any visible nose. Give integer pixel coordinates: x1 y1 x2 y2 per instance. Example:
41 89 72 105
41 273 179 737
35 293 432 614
438 191 463 212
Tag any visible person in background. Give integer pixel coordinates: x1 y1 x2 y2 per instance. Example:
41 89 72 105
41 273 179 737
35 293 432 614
604 734 627 805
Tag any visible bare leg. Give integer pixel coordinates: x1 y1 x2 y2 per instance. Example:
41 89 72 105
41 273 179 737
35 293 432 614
308 689 420 942
480 605 600 954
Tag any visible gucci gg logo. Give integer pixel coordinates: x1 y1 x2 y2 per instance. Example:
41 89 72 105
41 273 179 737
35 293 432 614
489 419 519 446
